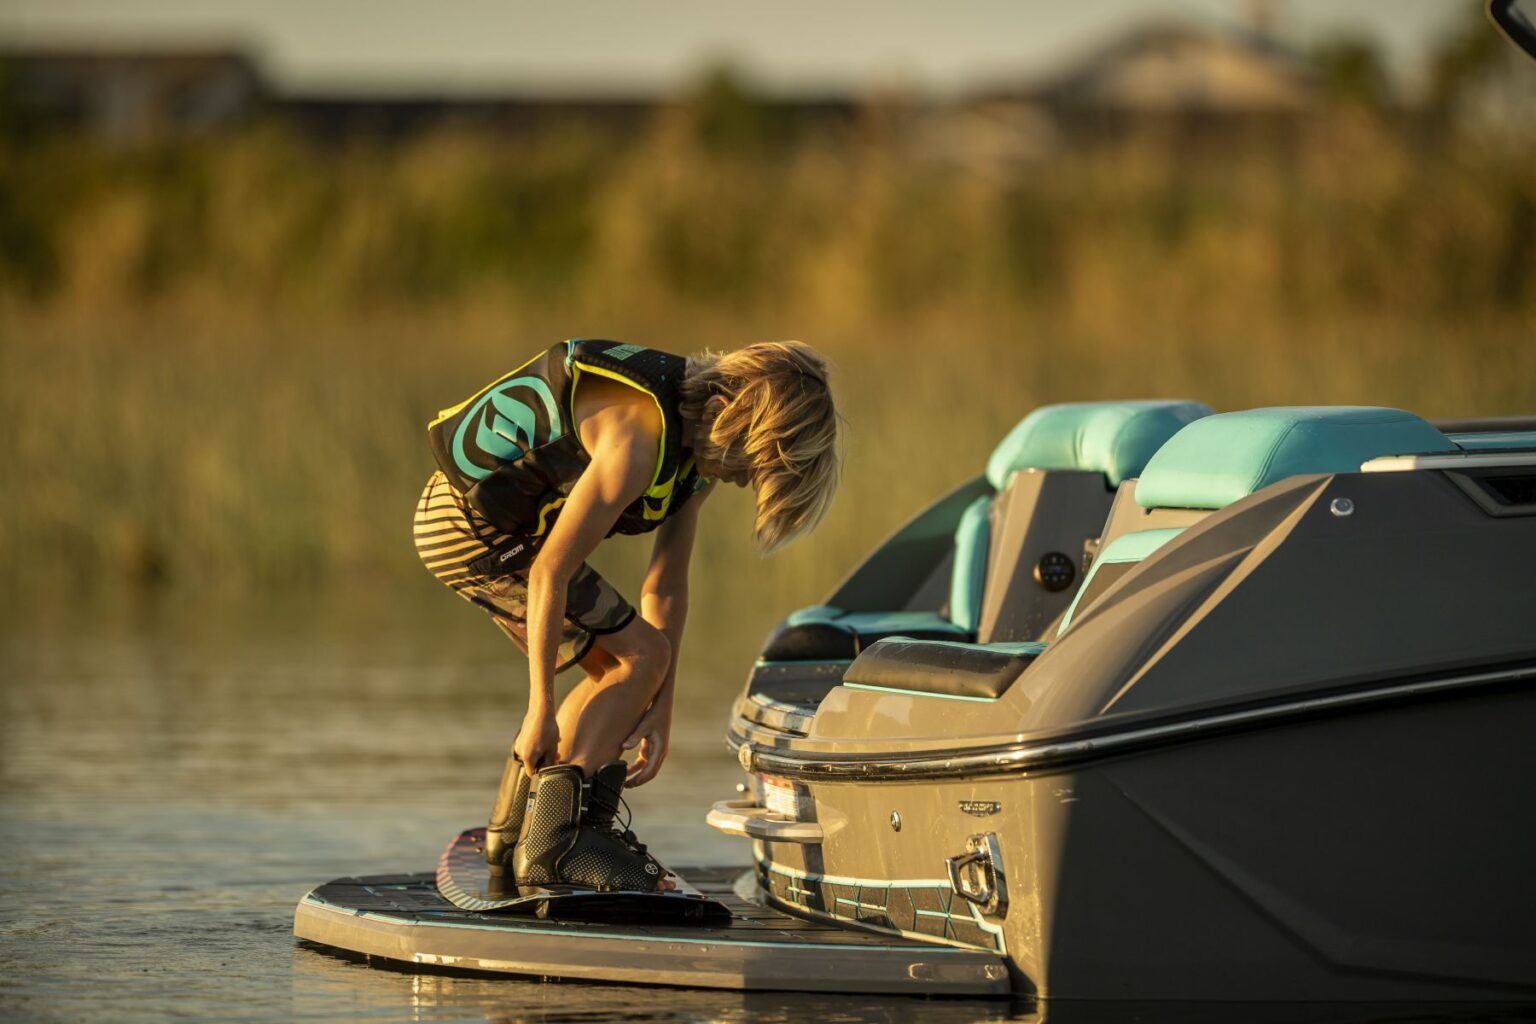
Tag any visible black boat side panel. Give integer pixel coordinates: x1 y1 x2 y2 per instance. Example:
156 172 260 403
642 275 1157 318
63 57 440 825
293 868 1012 995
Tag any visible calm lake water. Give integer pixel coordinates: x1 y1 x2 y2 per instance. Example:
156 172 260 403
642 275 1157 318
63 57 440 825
2 593 1532 1024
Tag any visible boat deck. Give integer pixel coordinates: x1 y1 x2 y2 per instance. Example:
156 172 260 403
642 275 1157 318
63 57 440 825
294 867 1012 995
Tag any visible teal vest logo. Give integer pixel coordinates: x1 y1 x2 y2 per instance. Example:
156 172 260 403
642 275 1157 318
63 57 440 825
452 376 562 481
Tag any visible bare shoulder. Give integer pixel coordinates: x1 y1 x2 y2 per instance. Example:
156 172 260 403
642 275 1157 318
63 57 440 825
574 376 662 488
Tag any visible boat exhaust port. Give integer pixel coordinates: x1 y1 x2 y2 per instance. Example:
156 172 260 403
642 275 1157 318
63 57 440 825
946 833 1008 920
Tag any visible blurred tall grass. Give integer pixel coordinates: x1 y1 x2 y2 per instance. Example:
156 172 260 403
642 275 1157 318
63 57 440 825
2 82 1533 659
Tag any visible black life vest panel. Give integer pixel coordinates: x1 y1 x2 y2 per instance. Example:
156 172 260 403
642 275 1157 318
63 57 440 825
426 339 705 540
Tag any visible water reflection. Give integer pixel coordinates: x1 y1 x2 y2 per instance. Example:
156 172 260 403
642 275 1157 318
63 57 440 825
292 943 1032 1022
292 944 1536 1024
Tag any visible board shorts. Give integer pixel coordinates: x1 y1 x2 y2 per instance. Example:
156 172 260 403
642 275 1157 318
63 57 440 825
413 470 636 672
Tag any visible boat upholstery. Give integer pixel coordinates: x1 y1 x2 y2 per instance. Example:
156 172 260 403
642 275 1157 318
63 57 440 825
1065 407 1461 630
987 400 1213 490
760 606 970 660
761 401 1212 662
829 407 1464 694
841 527 1187 701
1136 406 1457 511
948 494 992 633
843 638 1050 700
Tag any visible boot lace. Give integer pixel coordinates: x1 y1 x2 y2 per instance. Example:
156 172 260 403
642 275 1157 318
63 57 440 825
590 776 650 856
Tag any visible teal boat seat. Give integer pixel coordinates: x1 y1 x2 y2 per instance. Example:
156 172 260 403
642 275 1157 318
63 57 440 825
834 529 1185 679
987 400 1214 490
1137 406 1457 511
947 492 991 633
764 400 1212 662
1055 407 1459 635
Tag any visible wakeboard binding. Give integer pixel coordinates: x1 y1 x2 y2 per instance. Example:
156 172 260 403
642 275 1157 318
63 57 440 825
514 761 670 894
483 753 530 879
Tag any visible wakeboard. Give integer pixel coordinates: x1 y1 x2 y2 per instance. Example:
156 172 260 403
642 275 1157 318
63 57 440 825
435 826 731 922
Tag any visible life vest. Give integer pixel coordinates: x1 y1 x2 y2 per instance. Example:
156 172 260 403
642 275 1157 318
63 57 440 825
427 339 705 540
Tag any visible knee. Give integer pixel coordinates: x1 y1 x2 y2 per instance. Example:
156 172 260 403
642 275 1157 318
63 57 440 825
615 620 670 679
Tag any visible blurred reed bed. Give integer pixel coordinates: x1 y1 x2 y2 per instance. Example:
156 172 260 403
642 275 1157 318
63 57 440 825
1 98 1534 663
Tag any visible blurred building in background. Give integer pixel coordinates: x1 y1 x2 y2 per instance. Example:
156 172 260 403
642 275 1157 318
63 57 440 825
0 48 263 142
0 45 860 146
916 19 1315 171
1039 21 1311 116
3 14 1313 153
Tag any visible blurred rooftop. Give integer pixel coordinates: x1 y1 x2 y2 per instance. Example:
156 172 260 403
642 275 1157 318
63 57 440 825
0 0 1469 99
0 20 1318 150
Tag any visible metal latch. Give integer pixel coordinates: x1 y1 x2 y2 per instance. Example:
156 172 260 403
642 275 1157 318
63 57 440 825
946 832 1008 919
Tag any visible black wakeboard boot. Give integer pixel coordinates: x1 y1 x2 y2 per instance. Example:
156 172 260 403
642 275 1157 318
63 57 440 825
483 754 530 879
513 763 669 893
585 760 660 863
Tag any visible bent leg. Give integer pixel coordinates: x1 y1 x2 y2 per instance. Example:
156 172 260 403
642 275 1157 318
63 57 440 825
552 647 614 762
559 616 670 775
486 618 639 770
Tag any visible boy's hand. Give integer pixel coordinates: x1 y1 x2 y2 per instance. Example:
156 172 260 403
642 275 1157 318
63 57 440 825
622 700 672 787
513 708 561 771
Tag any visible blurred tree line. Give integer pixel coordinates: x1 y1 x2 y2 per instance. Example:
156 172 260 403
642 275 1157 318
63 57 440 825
0 2 1532 600
0 2 1530 324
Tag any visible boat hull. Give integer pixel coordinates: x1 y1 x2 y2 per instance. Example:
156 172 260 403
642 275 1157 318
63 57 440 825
740 683 1536 1000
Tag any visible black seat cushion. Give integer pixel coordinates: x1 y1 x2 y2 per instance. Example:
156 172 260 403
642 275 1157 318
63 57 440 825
842 637 1047 700
761 606 972 661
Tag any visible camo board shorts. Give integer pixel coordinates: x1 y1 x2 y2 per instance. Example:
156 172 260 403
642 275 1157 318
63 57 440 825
413 470 636 671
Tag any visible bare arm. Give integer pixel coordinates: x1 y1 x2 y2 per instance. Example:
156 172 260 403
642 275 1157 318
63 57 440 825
624 485 710 784
514 400 656 768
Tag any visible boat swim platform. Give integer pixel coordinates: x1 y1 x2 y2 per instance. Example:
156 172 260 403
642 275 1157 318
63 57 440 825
293 866 1012 996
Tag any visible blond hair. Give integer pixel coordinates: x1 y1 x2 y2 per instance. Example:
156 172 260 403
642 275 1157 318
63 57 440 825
681 341 841 553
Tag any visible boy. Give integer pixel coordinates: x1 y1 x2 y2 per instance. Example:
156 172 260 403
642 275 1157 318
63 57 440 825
414 339 839 892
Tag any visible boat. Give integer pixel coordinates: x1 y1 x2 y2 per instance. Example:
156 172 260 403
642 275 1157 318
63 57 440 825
295 8 1536 996
718 403 1536 1000
295 398 1536 1000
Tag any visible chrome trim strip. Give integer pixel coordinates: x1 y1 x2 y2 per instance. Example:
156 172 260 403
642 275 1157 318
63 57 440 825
1363 452 1536 471
732 664 1536 782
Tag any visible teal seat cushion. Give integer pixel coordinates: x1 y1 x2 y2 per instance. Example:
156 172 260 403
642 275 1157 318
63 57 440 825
1137 407 1457 511
1059 528 1185 633
986 400 1214 490
948 495 992 634
773 491 992 659
842 611 970 639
